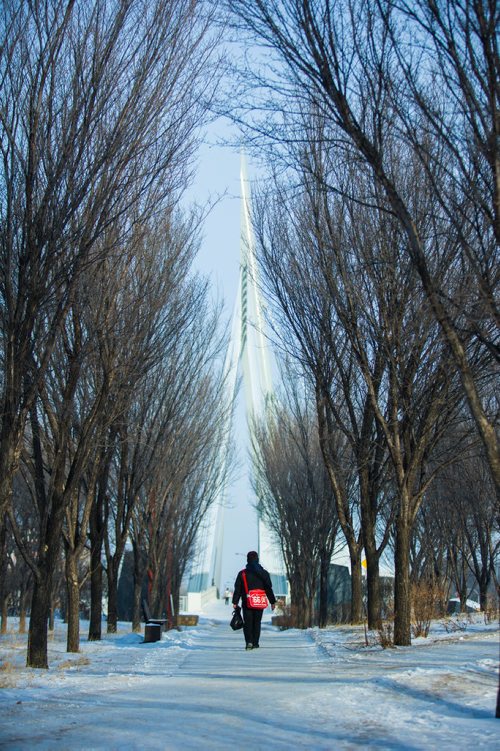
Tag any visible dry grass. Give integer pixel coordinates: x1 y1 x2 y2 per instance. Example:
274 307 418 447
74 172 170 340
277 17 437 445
56 656 90 670
0 659 18 688
271 600 295 630
377 621 394 648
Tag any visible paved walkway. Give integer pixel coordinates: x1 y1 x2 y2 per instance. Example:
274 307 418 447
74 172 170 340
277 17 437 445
156 623 335 749
1 621 341 750
1 611 498 750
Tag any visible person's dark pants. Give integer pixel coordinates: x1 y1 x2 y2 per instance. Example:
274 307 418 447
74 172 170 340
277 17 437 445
243 607 263 646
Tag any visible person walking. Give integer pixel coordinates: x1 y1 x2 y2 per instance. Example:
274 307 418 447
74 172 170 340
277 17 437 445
224 587 231 605
232 551 276 650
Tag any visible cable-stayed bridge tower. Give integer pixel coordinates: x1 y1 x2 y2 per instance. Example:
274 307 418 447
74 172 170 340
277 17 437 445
186 157 286 602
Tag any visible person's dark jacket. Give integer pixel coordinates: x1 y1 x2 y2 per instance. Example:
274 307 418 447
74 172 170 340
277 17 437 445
232 561 276 609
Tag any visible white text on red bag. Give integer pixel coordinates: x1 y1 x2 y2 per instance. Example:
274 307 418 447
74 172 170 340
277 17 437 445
241 570 268 610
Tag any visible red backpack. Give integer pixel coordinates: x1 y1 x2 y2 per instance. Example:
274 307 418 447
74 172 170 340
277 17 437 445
241 570 268 610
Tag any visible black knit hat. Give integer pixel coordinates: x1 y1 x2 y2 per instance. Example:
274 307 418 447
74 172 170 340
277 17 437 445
247 551 259 563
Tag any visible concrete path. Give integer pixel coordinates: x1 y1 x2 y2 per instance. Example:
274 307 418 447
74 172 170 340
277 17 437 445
1 608 498 750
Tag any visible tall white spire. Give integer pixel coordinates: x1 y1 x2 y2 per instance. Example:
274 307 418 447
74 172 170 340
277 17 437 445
239 154 273 415
190 154 285 596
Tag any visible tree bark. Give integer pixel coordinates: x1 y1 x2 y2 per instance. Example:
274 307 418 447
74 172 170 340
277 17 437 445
361 495 382 629
0 433 20 519
27 576 51 668
106 564 118 633
295 590 313 629
27 502 65 667
88 496 104 641
165 544 174 630
19 587 28 634
393 513 412 646
48 595 56 632
318 550 330 628
132 577 143 633
131 539 145 632
1 595 8 634
350 551 363 624
0 515 7 634
365 549 382 631
65 550 80 653
479 583 488 611
88 553 103 641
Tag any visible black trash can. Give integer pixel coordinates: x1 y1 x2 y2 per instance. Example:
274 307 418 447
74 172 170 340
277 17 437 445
144 622 162 643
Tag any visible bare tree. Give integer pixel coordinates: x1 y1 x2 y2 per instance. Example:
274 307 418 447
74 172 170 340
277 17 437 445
1 0 221 667
145 413 230 629
226 0 500 498
17 290 120 664
250 185 365 623
95 213 214 633
252 377 340 628
252 129 476 643
427 442 499 611
0 0 220 526
129 290 231 630
88 426 114 641
0 512 10 633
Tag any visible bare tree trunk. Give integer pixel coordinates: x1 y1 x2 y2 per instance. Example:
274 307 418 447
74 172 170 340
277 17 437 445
132 578 143 633
89 442 113 641
393 514 412 646
294 590 313 629
0 515 7 634
19 588 28 634
170 568 183 631
1 595 8 634
287 569 316 629
88 553 103 641
477 567 491 611
318 550 330 628
65 550 80 653
459 554 468 612
27 576 51 669
106 564 119 633
0 437 20 519
149 562 161 618
165 541 176 630
27 508 65 667
303 592 314 629
365 551 382 631
362 496 382 629
48 592 56 632
132 541 145 632
88 495 105 641
350 551 363 624
288 578 301 628
478 585 488 611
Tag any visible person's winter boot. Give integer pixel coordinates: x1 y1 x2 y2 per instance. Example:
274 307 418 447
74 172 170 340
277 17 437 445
245 643 253 650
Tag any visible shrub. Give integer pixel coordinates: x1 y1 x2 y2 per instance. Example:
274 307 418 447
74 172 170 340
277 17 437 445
442 616 468 633
411 580 444 638
483 599 499 625
377 621 394 648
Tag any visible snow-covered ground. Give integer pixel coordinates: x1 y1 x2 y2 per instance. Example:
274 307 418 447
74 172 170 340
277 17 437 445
0 600 498 749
